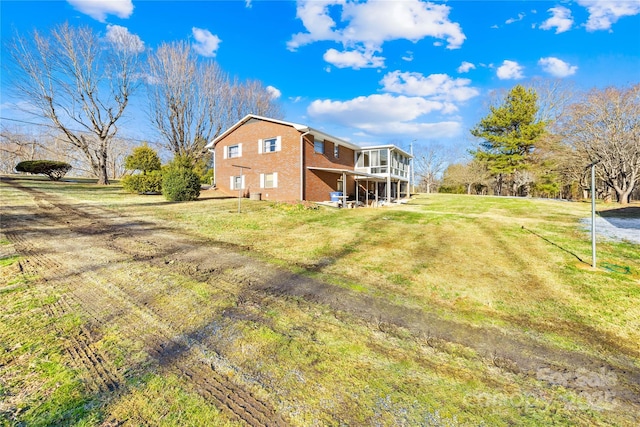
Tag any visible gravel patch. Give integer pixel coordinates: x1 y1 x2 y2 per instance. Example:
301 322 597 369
581 216 640 244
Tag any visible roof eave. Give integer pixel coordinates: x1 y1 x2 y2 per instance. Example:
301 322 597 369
205 114 309 149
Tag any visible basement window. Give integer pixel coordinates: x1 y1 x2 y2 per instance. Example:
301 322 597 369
231 175 244 190
261 172 278 189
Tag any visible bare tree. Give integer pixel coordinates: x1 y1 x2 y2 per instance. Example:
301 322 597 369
560 85 640 204
108 137 136 179
0 129 41 173
147 42 283 161
526 78 576 124
147 42 229 160
229 78 284 121
6 23 143 184
414 143 447 193
0 127 81 174
442 160 489 194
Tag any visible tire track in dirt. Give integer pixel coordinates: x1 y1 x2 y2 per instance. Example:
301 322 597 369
67 267 287 427
4 177 639 420
0 178 289 427
46 297 121 394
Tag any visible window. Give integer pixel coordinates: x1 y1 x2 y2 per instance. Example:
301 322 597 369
370 150 379 166
260 172 278 189
224 143 242 159
380 149 388 166
357 151 369 167
334 144 339 158
230 175 244 190
314 140 324 154
259 136 281 153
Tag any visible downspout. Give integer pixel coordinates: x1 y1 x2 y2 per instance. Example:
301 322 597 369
207 148 215 186
300 131 310 201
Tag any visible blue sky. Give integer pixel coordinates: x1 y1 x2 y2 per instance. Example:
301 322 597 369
1 0 639 155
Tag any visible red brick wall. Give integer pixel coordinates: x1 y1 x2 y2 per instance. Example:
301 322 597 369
215 118 358 202
215 119 302 201
304 136 356 202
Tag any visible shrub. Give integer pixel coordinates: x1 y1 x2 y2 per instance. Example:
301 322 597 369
124 145 161 174
122 172 163 194
15 160 72 181
162 167 201 201
199 168 214 185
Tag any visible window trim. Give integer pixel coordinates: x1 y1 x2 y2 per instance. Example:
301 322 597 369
260 172 278 189
224 143 242 159
258 136 281 154
230 175 245 190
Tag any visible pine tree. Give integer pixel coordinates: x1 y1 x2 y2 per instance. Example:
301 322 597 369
471 85 546 195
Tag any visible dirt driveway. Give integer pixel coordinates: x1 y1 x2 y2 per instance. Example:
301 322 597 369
1 177 639 424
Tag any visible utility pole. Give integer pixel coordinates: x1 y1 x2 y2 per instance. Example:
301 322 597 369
588 161 600 269
410 139 416 194
233 164 251 213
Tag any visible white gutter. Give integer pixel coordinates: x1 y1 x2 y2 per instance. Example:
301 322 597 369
299 131 310 201
207 148 215 186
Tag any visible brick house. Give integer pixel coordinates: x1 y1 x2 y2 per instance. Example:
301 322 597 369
205 115 412 204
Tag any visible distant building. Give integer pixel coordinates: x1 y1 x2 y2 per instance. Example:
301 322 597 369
205 115 411 204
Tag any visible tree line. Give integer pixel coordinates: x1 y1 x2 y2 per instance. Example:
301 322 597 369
3 23 282 184
429 82 639 205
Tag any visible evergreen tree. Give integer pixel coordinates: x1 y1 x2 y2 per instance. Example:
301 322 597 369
124 145 161 175
471 85 546 195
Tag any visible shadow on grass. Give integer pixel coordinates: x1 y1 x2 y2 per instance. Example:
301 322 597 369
521 226 589 265
599 206 640 219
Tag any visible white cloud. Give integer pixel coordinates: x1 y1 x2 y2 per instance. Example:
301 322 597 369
266 86 281 99
402 51 414 62
358 120 461 138
497 60 524 80
578 0 640 31
506 13 525 24
538 57 578 77
457 61 476 73
540 6 574 33
380 71 479 102
67 0 133 22
192 27 221 57
309 94 443 123
307 94 463 138
323 48 385 69
288 0 465 68
105 25 144 53
289 0 343 49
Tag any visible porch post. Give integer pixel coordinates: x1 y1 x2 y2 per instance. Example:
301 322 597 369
366 180 369 206
342 171 347 207
375 182 379 205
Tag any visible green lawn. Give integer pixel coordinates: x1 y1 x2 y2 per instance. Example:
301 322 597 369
1 177 638 426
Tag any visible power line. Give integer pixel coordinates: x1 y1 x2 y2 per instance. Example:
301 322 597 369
0 116 159 145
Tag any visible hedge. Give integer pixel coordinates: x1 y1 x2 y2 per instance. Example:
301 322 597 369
15 160 72 181
162 167 201 201
122 172 163 194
